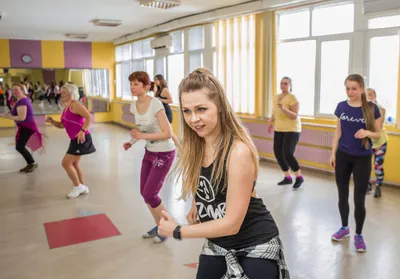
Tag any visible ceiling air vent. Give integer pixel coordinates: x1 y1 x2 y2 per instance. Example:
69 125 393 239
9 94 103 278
138 0 181 9
91 19 122 27
65 34 89 40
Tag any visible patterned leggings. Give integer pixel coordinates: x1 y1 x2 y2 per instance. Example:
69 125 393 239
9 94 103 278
371 143 387 187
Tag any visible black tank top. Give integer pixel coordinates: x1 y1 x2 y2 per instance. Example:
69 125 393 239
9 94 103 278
195 144 279 250
156 88 172 123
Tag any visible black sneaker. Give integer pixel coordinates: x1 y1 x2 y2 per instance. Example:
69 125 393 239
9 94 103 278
278 177 292 186
293 177 304 189
25 163 38 173
19 165 31 172
367 182 372 193
374 186 381 198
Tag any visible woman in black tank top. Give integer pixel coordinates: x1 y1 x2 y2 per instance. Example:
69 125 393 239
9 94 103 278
154 75 181 153
158 69 290 279
154 75 173 123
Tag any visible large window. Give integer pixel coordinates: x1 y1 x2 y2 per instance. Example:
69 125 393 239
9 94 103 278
277 2 354 116
277 40 316 116
188 26 205 72
319 40 350 115
368 35 399 120
216 15 256 114
166 31 185 103
83 69 110 98
115 38 154 100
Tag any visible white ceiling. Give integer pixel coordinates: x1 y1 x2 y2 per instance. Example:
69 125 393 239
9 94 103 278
0 0 254 42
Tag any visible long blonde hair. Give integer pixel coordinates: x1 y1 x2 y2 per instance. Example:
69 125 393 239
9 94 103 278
174 68 259 200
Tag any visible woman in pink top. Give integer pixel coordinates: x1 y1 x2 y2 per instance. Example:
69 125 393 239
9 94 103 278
46 84 96 199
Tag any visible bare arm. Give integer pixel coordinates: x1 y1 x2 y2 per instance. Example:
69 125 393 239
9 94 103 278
136 110 172 141
71 101 92 132
180 141 256 238
380 108 386 129
157 88 173 104
331 118 341 157
366 116 383 140
4 105 27 121
268 113 275 125
281 102 299 120
50 119 65 129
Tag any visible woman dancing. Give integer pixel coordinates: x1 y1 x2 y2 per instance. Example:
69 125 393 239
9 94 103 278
330 74 382 252
0 83 43 172
158 69 289 279
123 71 175 243
46 83 96 199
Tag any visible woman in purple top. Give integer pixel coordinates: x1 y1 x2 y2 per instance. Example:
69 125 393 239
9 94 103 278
0 83 44 172
330 74 382 252
46 84 96 199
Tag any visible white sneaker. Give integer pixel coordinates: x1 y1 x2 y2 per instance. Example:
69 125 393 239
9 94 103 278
66 185 89 199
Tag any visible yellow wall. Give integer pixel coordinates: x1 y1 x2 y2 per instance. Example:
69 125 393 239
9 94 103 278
41 41 64 68
0 39 10 68
91 42 116 100
70 70 84 86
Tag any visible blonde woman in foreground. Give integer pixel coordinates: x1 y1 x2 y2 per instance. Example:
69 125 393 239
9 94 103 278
158 68 290 279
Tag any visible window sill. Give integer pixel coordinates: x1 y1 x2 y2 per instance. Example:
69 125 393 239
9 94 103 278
88 96 110 101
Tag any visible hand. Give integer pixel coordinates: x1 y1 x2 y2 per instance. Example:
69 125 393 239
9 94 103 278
123 142 132 151
158 210 178 238
1 113 10 119
76 131 86 144
278 103 284 110
330 154 336 168
355 129 371 139
186 204 199 225
267 123 273 134
131 128 145 140
45 116 53 123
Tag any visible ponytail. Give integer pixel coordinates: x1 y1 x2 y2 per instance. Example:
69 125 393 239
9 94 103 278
361 91 376 149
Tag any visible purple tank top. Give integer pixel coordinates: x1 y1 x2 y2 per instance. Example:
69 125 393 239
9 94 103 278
11 97 35 125
61 104 89 139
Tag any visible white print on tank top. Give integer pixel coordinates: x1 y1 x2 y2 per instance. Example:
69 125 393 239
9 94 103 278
196 176 226 220
340 112 365 123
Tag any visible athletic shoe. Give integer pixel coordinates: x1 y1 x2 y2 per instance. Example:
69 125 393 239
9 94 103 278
354 235 367 252
367 182 372 193
153 233 167 243
66 185 89 199
278 177 292 186
25 163 38 173
142 226 158 238
331 227 350 241
293 177 304 189
374 186 382 198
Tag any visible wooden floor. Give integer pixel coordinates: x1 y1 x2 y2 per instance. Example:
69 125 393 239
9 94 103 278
0 123 399 279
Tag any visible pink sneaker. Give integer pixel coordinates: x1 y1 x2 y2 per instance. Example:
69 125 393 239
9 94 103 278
354 235 367 252
332 227 350 241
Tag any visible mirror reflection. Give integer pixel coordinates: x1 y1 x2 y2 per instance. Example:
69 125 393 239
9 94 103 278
0 68 110 115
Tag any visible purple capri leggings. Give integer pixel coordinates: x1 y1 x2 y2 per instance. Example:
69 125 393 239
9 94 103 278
140 148 175 208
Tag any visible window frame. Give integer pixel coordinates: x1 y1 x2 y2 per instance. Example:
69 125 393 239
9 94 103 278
276 1 355 118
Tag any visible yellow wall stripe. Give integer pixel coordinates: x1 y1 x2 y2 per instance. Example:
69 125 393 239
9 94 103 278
41 41 64 68
0 39 11 68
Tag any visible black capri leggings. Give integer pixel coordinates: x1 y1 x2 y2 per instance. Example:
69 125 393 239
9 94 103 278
16 126 35 165
273 131 300 172
196 255 279 279
335 149 371 235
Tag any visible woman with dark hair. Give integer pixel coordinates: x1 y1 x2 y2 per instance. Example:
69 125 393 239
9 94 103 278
154 74 181 153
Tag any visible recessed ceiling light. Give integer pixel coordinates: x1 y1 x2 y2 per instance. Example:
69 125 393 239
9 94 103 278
138 0 181 9
91 19 122 27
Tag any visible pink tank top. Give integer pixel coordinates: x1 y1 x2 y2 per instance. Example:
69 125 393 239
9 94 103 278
61 103 89 139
